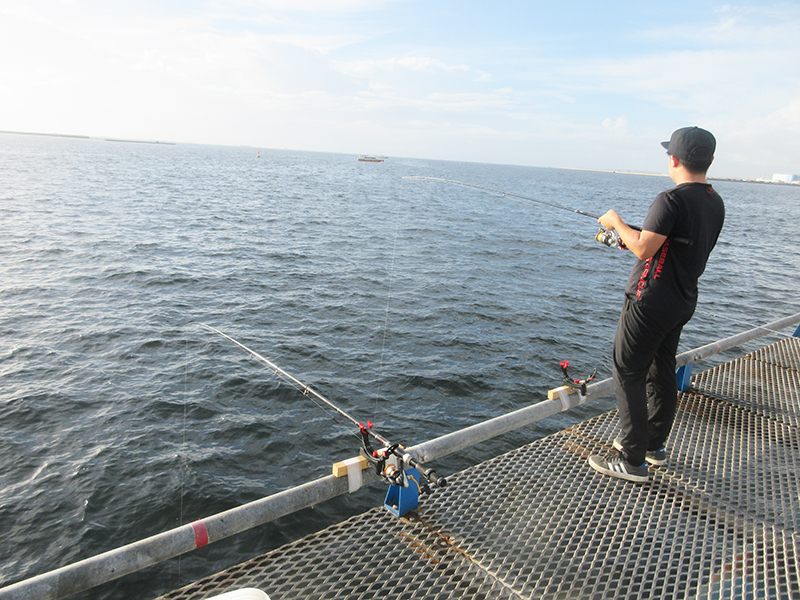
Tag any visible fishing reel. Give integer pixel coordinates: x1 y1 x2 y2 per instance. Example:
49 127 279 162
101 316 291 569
382 463 408 488
365 443 416 489
376 448 445 517
596 228 627 250
359 424 446 492
559 360 597 396
366 445 442 495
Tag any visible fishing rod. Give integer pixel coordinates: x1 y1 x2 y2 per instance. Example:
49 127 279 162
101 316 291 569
198 323 445 490
403 176 691 248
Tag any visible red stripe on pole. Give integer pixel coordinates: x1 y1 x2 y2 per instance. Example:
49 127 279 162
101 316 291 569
191 521 209 548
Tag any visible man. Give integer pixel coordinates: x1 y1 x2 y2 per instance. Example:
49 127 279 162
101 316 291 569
588 126 725 483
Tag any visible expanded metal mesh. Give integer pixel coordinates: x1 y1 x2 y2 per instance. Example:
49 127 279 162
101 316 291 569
692 337 800 430
157 338 800 600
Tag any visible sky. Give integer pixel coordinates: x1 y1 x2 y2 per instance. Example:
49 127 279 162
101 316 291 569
1 0 799 180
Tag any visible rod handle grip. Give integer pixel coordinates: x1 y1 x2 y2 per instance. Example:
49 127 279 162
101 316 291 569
424 469 446 488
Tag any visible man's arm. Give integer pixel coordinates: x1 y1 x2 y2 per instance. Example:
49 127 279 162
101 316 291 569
598 210 667 260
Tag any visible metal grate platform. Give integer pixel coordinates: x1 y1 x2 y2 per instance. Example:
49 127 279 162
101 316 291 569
157 337 800 600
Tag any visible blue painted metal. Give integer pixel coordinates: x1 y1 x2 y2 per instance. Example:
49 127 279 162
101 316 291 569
384 468 422 517
793 323 800 338
676 363 693 392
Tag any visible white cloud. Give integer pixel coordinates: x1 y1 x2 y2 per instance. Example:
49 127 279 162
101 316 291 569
631 3 800 49
334 56 491 82
1 1 799 178
256 33 367 54
710 96 800 174
602 117 628 135
219 0 399 12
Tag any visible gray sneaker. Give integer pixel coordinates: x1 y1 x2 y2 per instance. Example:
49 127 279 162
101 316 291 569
613 437 667 466
588 454 649 483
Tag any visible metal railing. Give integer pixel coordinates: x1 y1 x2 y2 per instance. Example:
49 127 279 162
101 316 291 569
2 312 799 600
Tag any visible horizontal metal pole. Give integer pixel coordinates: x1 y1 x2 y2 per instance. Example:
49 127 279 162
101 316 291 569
409 378 611 464
411 311 800 464
0 472 380 600
3 311 798 600
675 311 800 367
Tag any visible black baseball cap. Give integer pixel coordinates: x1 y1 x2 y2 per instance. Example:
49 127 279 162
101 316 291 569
661 126 716 163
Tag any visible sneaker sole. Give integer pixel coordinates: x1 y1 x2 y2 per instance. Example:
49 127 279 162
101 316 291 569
612 438 667 466
588 455 649 483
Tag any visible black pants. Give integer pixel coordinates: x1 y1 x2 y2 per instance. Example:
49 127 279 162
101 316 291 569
613 296 694 466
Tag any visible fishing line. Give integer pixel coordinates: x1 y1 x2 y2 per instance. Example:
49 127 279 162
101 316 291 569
403 176 604 222
404 176 692 248
197 322 383 447
404 175 631 250
378 178 406 405
371 176 408 512
178 336 189 583
198 323 446 489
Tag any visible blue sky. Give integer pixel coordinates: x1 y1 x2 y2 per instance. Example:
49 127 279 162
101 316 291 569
1 1 799 179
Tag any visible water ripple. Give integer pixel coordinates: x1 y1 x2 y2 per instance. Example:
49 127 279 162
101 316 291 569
0 134 798 598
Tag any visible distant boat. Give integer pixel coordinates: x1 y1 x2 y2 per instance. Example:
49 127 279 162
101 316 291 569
358 155 385 162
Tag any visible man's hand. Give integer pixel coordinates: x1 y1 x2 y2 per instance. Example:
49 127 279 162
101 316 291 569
598 210 623 232
598 211 667 260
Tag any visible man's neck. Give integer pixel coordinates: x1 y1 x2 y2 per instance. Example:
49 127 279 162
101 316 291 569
670 168 708 186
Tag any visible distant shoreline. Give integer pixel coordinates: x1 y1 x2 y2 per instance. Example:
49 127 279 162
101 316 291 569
558 166 669 178
2 129 795 185
105 138 176 145
0 129 89 140
0 129 174 145
557 166 799 186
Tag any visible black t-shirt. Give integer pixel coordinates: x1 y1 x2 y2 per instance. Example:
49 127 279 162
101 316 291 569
624 182 725 311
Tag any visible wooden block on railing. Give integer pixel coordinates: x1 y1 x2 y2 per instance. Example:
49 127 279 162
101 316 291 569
332 455 369 478
547 385 573 400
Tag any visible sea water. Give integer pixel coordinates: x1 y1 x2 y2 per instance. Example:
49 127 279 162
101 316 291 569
1 133 798 599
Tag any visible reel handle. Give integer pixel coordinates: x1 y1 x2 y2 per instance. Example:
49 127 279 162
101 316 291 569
422 468 446 489
399 451 447 489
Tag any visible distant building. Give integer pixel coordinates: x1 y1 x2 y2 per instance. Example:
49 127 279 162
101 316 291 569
772 174 798 183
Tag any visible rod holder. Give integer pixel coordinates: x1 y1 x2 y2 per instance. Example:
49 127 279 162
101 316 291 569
384 468 421 517
676 363 694 392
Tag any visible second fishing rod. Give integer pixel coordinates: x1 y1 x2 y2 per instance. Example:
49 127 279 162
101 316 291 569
198 323 446 490
404 176 692 248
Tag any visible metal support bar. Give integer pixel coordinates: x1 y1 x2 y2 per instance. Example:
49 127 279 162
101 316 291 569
409 381 606 464
674 312 800 368
411 311 800 464
3 311 799 600
0 472 380 600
